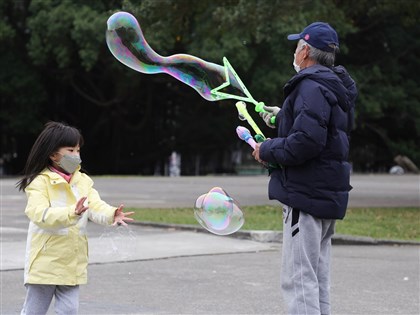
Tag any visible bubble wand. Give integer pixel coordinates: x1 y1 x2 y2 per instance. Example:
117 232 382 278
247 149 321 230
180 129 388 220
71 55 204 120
236 126 257 149
211 59 276 125
235 101 266 142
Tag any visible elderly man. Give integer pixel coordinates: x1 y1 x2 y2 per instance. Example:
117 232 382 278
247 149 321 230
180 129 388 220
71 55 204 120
253 22 357 314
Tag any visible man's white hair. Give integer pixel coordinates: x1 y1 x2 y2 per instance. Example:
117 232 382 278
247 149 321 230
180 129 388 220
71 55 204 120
298 39 338 67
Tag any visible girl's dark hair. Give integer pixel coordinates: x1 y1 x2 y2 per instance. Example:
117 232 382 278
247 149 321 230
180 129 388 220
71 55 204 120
16 121 84 191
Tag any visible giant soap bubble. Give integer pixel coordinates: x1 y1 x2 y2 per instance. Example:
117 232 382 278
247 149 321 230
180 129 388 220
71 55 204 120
194 187 244 235
106 11 246 102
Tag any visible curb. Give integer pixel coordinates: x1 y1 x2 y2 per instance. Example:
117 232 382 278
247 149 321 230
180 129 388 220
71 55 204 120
133 222 420 246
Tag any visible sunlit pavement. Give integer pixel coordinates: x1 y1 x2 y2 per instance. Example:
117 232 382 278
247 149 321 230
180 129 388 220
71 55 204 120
1 175 419 314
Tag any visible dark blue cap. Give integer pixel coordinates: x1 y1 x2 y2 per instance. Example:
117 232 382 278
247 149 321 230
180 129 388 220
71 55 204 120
287 22 339 52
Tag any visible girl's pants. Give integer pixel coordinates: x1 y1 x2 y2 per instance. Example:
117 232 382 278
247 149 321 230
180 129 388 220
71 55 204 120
281 205 335 315
21 284 79 315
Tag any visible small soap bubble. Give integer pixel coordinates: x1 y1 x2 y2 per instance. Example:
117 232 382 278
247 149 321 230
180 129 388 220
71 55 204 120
194 187 244 235
99 225 137 260
238 113 246 121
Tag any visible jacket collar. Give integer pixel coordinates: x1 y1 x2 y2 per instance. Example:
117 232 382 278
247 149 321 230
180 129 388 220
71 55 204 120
41 167 82 185
283 64 351 112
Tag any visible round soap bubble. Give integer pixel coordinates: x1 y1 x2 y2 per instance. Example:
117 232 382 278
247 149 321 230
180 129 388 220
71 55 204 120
194 187 244 235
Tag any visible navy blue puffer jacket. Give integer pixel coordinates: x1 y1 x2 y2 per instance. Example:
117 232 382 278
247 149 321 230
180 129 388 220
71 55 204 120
259 64 357 219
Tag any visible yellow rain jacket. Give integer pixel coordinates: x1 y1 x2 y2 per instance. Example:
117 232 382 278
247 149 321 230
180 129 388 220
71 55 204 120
23 168 116 285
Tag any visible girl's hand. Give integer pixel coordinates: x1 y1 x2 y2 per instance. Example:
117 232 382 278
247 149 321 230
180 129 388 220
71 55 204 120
113 204 135 226
75 197 88 215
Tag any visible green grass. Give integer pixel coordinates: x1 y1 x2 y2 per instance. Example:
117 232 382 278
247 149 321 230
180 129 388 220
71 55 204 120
127 206 420 241
335 208 419 241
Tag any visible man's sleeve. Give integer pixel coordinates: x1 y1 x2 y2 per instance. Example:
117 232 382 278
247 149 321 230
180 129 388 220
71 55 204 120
260 87 331 166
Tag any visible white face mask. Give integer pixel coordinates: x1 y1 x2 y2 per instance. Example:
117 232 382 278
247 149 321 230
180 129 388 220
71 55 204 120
292 45 306 73
58 154 82 174
293 53 306 73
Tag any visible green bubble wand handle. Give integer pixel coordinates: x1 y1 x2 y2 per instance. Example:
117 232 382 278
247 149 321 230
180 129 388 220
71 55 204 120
255 103 276 125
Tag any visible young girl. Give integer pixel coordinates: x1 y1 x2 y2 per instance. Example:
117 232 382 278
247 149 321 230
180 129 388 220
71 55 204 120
17 121 134 315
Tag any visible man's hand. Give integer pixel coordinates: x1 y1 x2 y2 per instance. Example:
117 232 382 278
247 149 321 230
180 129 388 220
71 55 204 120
252 143 263 163
259 105 280 128
252 142 270 168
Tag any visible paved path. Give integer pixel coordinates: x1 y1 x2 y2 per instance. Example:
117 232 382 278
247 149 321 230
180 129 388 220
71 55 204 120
1 174 419 314
1 226 419 315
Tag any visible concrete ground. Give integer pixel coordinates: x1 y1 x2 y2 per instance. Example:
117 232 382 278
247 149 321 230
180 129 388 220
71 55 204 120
1 174 419 314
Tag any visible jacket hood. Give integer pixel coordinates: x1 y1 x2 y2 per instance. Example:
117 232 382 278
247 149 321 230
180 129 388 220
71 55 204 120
284 64 357 112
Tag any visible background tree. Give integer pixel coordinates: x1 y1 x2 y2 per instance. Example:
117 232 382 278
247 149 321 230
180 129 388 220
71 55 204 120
1 0 419 175
341 0 420 171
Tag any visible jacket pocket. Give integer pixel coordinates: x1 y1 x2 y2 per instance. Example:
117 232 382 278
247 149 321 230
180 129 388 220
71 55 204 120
27 234 52 272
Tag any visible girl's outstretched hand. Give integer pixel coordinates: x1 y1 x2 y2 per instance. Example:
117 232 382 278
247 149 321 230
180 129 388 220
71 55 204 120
112 204 135 226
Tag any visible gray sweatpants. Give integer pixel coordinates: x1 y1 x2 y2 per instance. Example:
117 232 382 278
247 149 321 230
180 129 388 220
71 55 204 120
281 205 335 315
21 284 79 315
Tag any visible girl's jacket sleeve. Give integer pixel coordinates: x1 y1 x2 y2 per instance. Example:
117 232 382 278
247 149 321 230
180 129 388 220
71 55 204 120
24 172 117 229
86 184 117 226
24 176 81 229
